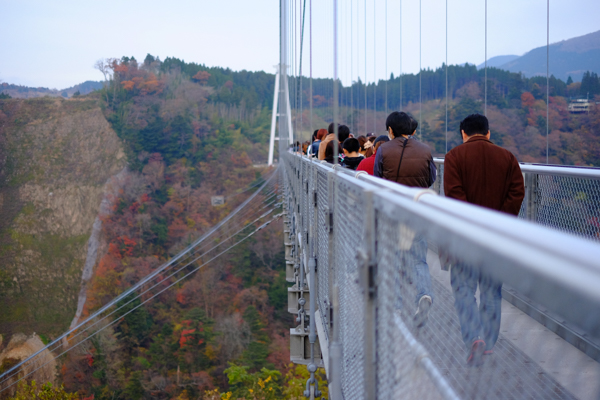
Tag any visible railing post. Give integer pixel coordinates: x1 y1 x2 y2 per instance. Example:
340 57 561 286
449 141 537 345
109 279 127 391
326 170 336 337
433 162 444 196
327 169 343 400
360 190 377 399
525 172 539 222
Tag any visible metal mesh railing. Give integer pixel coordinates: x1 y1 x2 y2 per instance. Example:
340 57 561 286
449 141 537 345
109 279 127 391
434 159 600 241
536 174 600 239
316 168 330 341
334 177 366 399
284 153 600 400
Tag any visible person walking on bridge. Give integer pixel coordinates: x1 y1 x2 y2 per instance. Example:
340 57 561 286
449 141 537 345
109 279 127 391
318 123 338 160
309 128 327 157
374 111 436 328
444 113 525 366
356 135 389 175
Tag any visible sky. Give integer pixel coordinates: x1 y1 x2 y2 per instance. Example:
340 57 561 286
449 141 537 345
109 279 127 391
1 0 599 89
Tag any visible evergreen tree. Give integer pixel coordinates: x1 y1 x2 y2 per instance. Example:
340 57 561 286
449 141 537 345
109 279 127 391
581 71 600 97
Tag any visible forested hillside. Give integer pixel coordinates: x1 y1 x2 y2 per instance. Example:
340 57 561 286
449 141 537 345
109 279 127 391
295 64 600 166
0 55 328 399
59 55 324 399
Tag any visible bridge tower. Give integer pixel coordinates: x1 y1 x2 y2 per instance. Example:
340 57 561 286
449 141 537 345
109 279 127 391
268 0 294 166
268 64 294 166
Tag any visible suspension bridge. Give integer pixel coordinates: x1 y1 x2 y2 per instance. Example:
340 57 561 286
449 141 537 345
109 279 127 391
2 0 600 399
273 0 600 399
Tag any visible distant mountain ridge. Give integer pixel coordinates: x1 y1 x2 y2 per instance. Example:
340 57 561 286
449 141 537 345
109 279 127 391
477 55 519 69
0 80 103 99
485 30 600 81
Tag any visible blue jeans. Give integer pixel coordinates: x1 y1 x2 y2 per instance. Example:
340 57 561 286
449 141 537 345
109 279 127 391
395 234 434 309
450 263 502 352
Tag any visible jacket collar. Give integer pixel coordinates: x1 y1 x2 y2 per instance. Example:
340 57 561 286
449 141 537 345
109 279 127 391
465 135 491 144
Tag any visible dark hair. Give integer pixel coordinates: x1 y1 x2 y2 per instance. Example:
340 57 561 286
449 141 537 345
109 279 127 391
343 138 360 153
460 114 489 136
409 116 418 135
385 111 416 138
338 125 350 143
357 136 373 157
357 135 368 149
368 136 376 143
328 122 339 134
324 140 342 163
312 130 319 140
373 134 389 146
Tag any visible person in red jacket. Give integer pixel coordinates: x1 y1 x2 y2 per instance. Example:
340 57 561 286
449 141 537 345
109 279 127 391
444 113 525 367
356 135 389 175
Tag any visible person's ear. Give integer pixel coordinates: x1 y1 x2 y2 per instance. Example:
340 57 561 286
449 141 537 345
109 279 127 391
461 130 469 143
486 130 491 140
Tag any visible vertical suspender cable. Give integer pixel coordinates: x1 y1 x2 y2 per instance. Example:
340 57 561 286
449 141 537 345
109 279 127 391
288 0 298 146
546 0 550 164
333 0 339 166
340 1 344 122
373 0 377 133
299 0 307 150
364 0 367 134
351 0 353 133
357 0 360 125
385 0 388 117
445 0 448 153
399 0 402 111
310 0 313 137
484 0 487 116
289 0 293 149
419 0 422 138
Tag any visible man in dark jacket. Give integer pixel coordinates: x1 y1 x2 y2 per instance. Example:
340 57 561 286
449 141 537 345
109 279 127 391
374 112 436 187
375 111 436 328
444 113 524 367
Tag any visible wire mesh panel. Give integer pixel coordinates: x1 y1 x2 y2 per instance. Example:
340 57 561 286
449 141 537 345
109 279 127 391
333 177 366 400
435 160 600 242
283 154 600 400
372 193 600 400
536 174 600 240
375 207 446 400
316 168 330 340
302 159 309 236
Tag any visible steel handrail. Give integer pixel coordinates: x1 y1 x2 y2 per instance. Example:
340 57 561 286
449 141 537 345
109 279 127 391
433 157 600 179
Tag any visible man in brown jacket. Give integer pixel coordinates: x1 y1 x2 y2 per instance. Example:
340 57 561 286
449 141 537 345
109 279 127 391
375 111 436 328
444 113 524 366
374 113 436 187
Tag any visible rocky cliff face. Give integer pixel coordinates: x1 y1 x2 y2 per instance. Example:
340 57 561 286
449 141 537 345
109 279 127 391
0 98 125 337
